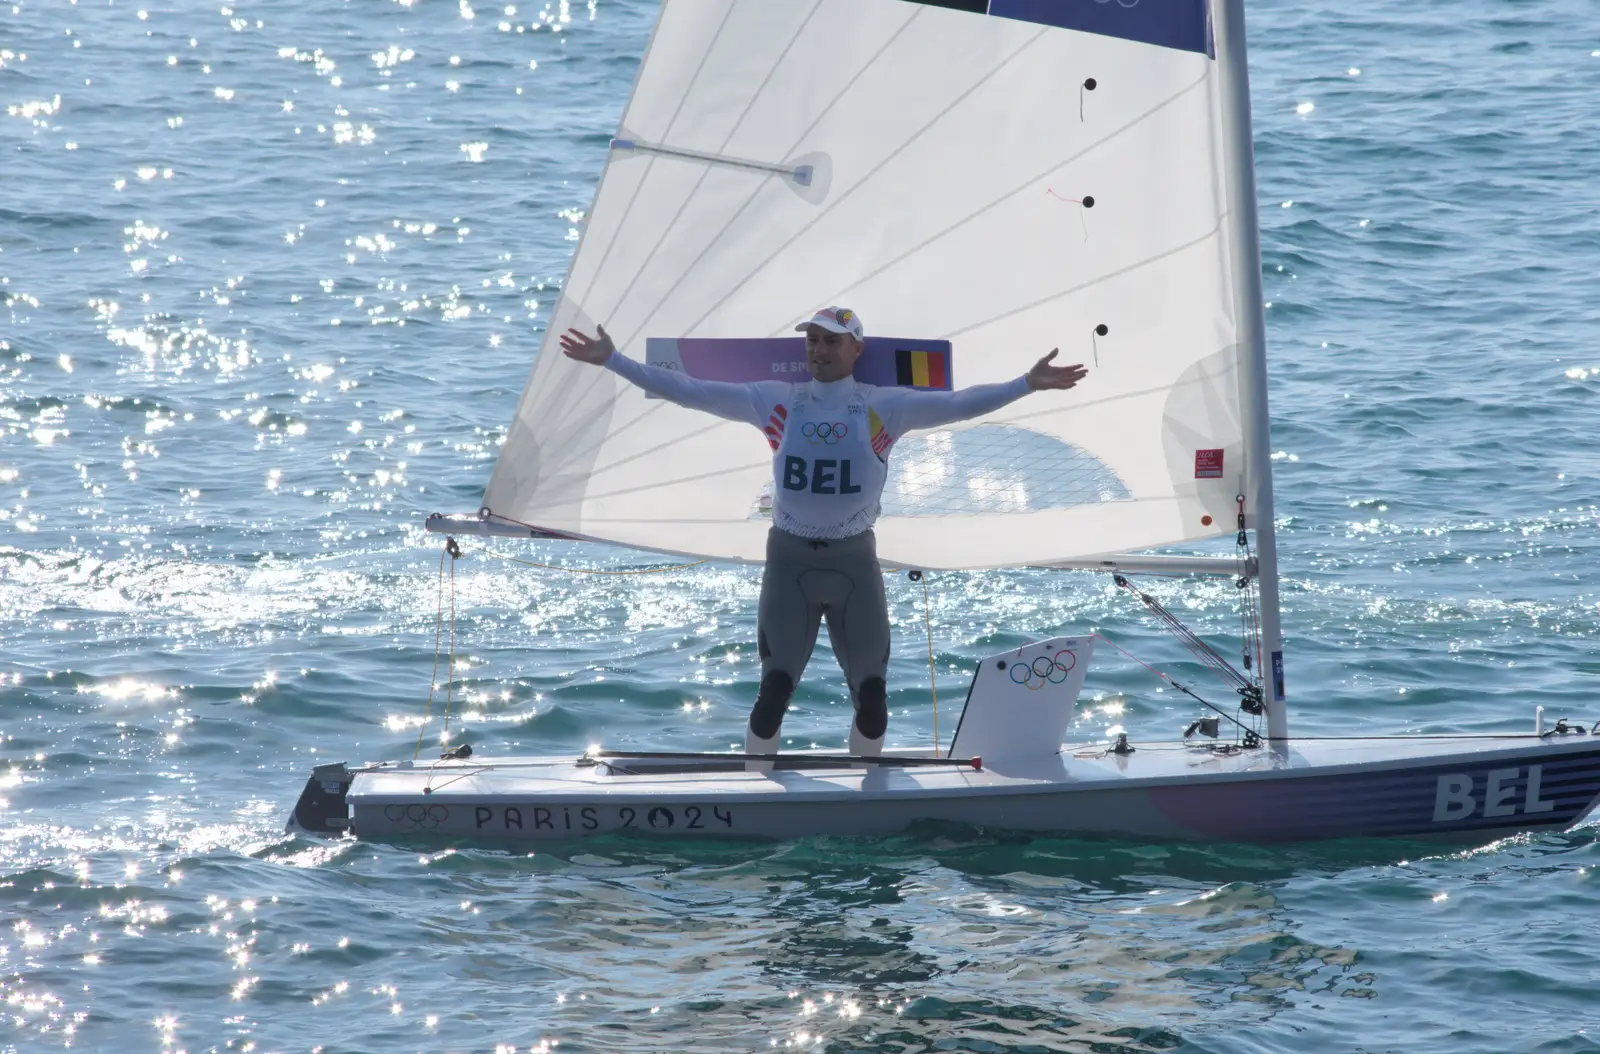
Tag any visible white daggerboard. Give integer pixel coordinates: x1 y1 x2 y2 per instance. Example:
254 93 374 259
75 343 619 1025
949 635 1095 763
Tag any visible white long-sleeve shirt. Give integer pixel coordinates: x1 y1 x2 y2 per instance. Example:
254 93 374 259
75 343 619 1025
606 352 1032 539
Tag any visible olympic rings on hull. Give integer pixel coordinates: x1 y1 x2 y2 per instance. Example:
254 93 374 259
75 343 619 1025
800 421 849 445
1009 649 1077 690
383 803 449 829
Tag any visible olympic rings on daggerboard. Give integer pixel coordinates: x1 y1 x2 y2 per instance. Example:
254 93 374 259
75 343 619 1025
1008 649 1077 690
800 421 848 445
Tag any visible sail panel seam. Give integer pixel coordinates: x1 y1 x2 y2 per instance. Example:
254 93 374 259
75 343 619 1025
942 217 1224 339
576 1 740 306
616 6 933 340
803 71 1210 318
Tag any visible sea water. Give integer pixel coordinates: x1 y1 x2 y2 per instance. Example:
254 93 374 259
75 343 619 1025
2 1 1598 1051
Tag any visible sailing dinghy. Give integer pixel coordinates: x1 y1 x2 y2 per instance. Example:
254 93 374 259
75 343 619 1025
289 0 1600 843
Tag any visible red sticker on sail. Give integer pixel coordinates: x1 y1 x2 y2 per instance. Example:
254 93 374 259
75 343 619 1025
1194 449 1224 479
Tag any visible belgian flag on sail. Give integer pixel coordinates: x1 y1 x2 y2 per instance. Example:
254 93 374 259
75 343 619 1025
895 347 949 389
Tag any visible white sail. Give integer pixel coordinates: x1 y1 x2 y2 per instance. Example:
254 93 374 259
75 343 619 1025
484 0 1251 570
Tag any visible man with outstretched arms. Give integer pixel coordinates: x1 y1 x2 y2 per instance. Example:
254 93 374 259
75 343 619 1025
559 308 1087 763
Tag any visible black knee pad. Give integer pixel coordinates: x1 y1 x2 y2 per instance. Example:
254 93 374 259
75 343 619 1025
749 669 795 739
854 677 888 739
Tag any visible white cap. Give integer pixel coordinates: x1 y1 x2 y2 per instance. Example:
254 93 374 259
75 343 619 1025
795 306 864 341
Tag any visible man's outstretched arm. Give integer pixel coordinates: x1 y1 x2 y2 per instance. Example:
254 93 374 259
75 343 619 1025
560 325 768 428
884 350 1088 432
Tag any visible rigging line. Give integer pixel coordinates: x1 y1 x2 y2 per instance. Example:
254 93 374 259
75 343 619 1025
1130 591 1251 685
421 764 495 796
1116 575 1255 692
802 72 1211 318
575 1 741 297
1238 517 1264 683
601 0 827 324
413 546 450 762
943 217 1225 340
441 553 460 742
652 24 1054 344
920 571 941 758
478 510 571 535
463 541 707 575
1233 494 1265 688
408 548 468 765
477 511 728 565
1091 632 1259 739
617 8 939 342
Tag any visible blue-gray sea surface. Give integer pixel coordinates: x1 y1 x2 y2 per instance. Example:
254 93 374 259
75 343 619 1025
3 1 1599 1051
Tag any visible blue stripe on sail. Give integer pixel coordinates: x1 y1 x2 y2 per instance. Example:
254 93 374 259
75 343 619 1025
905 0 1213 57
988 0 1212 55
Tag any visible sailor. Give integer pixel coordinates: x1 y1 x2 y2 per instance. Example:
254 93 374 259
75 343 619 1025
559 307 1087 762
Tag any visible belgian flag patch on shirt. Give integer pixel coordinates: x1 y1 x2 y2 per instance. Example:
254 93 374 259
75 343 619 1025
869 407 892 462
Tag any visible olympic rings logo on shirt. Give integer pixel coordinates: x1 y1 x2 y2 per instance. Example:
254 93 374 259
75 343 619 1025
801 422 848 445
1009 649 1077 690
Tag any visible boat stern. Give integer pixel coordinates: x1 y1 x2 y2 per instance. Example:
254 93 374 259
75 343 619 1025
286 762 355 835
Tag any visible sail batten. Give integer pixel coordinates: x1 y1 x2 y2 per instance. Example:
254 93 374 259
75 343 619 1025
485 0 1253 570
617 19 1047 339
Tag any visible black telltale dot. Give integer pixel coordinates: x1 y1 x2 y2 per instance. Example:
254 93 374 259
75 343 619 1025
1081 195 1095 208
1095 324 1109 336
1083 78 1098 91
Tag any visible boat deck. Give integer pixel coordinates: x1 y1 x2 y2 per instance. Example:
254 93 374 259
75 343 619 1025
350 732 1600 804
316 732 1600 842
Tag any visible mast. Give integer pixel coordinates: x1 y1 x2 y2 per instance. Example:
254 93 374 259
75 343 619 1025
1214 0 1288 740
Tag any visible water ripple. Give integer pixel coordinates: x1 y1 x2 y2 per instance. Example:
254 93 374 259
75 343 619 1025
4 0 1600 1050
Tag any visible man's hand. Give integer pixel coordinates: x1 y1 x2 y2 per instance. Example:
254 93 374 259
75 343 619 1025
558 324 616 365
1025 349 1088 391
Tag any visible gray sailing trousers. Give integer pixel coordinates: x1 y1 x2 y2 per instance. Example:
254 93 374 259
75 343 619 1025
753 526 890 738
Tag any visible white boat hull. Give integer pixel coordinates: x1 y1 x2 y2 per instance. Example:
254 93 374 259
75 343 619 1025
291 732 1600 845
